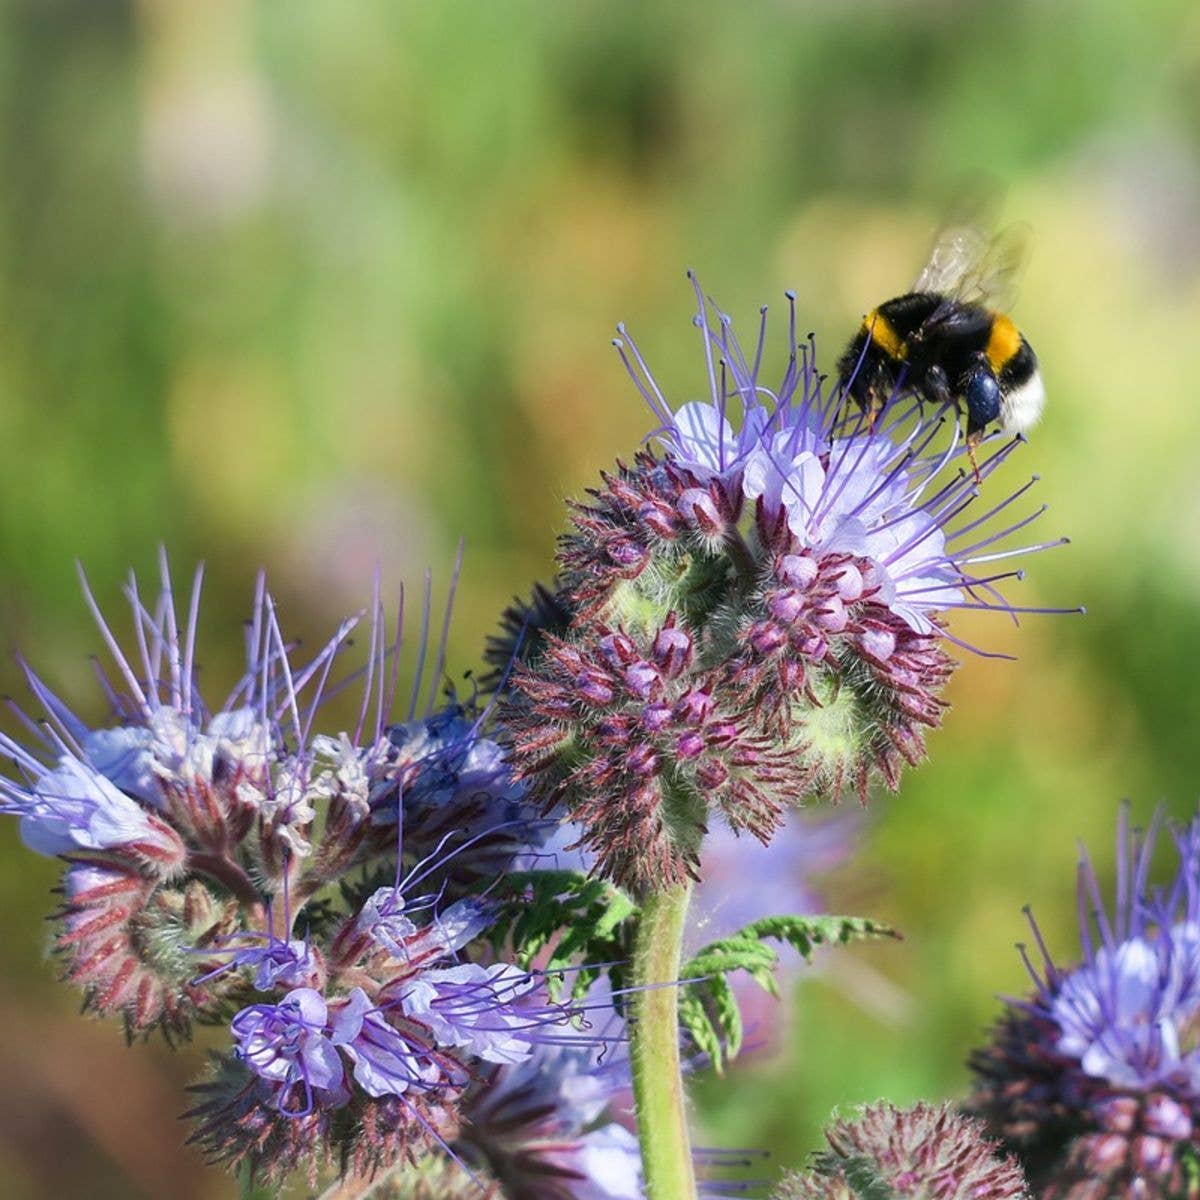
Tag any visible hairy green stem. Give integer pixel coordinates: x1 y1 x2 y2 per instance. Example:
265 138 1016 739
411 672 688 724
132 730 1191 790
630 882 697 1200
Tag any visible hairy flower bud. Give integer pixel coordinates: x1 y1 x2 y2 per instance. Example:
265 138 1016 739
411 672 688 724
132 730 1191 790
55 863 239 1037
506 624 800 892
774 1102 1028 1199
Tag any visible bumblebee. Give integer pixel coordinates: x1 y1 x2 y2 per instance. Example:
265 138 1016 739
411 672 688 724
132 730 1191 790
836 221 1045 474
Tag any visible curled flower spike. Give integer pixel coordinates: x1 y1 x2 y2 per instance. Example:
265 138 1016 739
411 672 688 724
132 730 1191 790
774 1101 1028 1200
970 804 1200 1198
505 282 1076 894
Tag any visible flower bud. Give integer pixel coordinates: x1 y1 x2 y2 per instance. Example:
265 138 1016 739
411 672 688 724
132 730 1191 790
833 562 864 602
598 631 639 667
800 634 828 660
627 744 659 777
641 703 673 732
622 660 660 699
748 620 788 656
768 589 806 624
779 554 819 589
1131 1134 1173 1175
653 623 693 677
1144 1093 1192 1140
813 596 847 633
677 487 722 533
574 670 614 706
858 626 896 663
637 500 678 540
674 688 715 725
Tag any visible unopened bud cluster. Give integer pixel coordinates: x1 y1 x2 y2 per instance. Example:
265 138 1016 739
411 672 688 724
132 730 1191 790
774 1102 1028 1199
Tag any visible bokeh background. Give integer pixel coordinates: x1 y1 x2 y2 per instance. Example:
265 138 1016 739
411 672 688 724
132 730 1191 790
2 1 1199 1195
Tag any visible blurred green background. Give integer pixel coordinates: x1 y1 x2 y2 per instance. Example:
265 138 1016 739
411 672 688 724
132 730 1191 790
2 0 1199 1195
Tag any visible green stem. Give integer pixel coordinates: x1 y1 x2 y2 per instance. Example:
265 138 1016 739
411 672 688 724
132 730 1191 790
630 882 697 1200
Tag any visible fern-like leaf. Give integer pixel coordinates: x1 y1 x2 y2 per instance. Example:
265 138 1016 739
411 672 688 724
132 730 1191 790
679 914 899 1073
487 870 638 1002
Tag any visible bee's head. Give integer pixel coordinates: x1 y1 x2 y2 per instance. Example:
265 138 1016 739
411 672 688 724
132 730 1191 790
837 332 896 413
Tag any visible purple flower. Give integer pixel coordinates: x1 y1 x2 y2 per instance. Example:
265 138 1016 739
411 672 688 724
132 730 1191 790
0 752 184 864
202 933 318 992
970 804 1200 1197
81 724 159 806
365 708 549 880
616 279 1075 637
555 1127 643 1200
397 962 541 1065
510 281 1077 893
329 988 440 1098
231 989 347 1115
383 709 526 811
0 555 335 867
661 397 775 487
355 889 495 963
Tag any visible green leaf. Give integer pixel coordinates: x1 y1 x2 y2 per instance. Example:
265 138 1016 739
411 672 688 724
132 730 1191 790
678 914 899 1074
487 869 638 1003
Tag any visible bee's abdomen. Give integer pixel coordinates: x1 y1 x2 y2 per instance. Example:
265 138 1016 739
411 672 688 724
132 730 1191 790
997 335 1044 434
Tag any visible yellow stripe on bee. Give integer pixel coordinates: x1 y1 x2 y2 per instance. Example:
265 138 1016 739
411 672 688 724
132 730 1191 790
986 314 1022 372
863 308 907 361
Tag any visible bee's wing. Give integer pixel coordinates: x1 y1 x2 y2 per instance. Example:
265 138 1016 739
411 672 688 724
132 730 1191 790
912 223 991 296
914 220 1031 314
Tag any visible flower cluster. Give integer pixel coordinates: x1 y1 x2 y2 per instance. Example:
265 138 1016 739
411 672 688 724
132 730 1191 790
504 280 1072 893
0 557 545 1040
970 805 1200 1198
0 269 1084 1200
0 558 580 1186
774 1101 1028 1199
187 885 576 1185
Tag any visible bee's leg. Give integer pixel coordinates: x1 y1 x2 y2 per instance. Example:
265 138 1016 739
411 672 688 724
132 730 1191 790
924 364 954 408
966 428 985 485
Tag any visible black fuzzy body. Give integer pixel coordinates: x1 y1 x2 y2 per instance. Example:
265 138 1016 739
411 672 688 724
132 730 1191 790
836 291 1039 437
